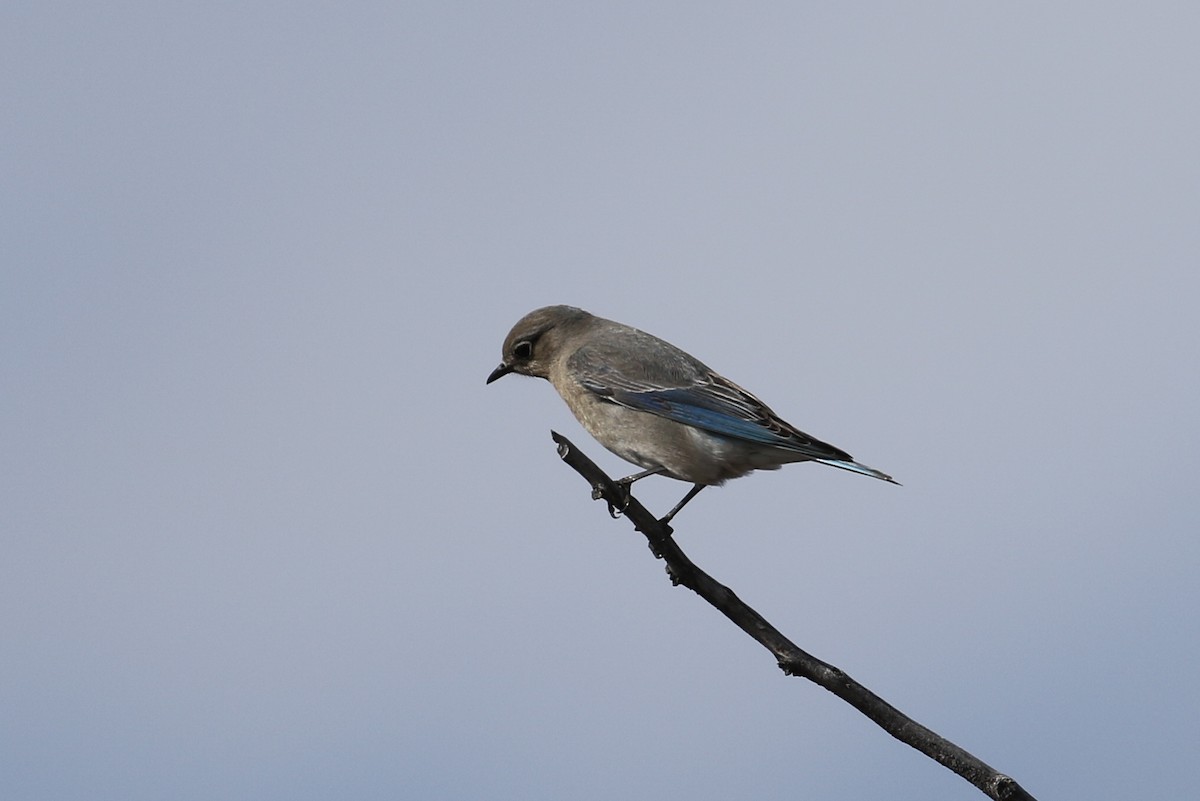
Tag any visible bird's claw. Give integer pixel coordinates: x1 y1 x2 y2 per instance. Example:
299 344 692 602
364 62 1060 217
593 482 632 518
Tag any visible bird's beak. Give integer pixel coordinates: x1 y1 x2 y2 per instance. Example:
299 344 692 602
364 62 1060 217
486 362 514 384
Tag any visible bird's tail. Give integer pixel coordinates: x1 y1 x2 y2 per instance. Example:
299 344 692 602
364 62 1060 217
814 458 900 485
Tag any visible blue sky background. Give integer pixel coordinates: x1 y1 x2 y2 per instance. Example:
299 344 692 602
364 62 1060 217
3 4 1198 799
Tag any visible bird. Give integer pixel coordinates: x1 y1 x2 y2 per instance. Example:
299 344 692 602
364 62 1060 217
486 305 896 525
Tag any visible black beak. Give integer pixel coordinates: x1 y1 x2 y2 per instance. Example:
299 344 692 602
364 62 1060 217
486 363 514 384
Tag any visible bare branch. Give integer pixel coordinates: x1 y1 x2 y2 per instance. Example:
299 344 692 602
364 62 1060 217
551 430 1037 801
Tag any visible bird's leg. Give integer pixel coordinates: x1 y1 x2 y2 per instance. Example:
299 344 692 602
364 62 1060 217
593 467 665 516
660 483 706 526
614 467 667 512
616 467 665 487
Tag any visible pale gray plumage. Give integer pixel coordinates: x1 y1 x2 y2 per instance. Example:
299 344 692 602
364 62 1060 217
487 305 896 523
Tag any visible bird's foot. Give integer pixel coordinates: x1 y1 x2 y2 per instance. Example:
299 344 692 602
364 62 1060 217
646 525 674 558
592 482 632 519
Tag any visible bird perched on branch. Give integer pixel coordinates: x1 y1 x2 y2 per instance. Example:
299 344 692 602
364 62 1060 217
487 305 897 524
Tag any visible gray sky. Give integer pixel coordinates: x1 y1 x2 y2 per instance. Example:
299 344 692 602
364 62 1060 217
3 3 1198 799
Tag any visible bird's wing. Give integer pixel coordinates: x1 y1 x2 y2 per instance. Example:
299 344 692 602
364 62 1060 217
570 344 854 462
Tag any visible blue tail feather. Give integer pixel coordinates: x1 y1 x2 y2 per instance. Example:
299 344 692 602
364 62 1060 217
814 458 900 485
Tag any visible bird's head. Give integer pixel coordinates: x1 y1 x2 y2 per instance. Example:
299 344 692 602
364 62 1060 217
486 305 591 384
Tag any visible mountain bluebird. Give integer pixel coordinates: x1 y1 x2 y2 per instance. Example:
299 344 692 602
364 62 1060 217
487 305 896 524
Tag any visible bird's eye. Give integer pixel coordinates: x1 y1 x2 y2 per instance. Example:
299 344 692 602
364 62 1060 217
513 340 534 360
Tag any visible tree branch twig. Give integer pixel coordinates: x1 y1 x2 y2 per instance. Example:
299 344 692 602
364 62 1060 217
551 430 1037 801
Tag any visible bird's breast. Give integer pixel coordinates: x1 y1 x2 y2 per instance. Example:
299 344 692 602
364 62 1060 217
551 375 770 485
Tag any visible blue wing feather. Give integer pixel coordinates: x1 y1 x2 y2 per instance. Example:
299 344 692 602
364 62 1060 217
569 341 897 483
614 387 799 447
